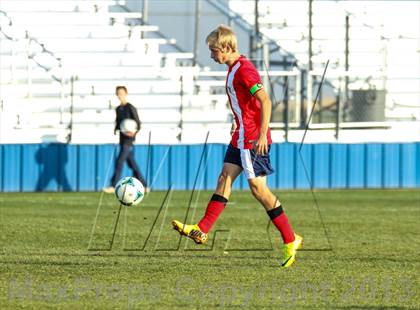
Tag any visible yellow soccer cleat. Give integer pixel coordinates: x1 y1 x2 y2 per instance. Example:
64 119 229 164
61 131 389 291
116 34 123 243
171 220 208 244
281 234 303 268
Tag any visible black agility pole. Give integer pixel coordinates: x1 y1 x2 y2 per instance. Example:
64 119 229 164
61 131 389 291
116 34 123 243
298 60 333 251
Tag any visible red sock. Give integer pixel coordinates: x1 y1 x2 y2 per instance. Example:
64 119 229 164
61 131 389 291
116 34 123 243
198 194 228 233
267 206 295 244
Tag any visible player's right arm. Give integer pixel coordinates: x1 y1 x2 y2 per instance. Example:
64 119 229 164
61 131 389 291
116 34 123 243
114 107 119 135
253 88 271 155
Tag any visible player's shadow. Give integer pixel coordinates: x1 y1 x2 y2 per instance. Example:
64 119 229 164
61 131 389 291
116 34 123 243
35 144 72 191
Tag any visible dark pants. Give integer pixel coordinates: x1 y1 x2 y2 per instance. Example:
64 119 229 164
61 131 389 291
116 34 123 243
111 144 147 187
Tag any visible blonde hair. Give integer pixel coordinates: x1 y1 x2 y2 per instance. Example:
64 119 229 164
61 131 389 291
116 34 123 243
206 24 237 52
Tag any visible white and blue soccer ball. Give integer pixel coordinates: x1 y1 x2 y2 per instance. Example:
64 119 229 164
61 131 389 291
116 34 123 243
115 177 145 206
120 119 138 134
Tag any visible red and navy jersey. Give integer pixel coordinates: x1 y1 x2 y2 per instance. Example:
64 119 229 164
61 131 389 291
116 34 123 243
226 55 272 149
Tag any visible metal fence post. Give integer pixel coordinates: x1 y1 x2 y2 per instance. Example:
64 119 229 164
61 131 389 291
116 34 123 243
26 37 32 99
306 71 313 127
178 74 184 142
344 14 350 122
141 0 149 39
283 75 289 141
295 69 302 127
299 70 306 129
67 76 75 143
335 77 341 140
262 40 270 98
193 0 201 67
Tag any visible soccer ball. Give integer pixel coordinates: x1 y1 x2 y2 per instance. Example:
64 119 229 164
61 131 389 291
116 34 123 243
120 119 137 134
115 177 145 206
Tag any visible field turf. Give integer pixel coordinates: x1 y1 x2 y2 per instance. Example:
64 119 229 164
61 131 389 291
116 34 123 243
0 189 419 309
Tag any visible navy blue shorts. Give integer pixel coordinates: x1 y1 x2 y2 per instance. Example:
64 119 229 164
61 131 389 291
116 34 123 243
223 144 275 179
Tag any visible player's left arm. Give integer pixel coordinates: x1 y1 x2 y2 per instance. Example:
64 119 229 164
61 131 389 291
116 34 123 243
239 63 270 155
254 88 271 155
129 104 142 136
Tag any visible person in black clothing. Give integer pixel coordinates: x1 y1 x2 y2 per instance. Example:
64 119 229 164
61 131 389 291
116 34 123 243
103 86 148 193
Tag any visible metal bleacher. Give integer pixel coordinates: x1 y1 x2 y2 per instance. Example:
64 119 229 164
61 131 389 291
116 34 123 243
1 0 418 145
229 0 420 122
0 0 231 144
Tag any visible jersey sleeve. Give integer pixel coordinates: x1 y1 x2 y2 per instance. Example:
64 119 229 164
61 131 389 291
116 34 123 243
238 62 264 96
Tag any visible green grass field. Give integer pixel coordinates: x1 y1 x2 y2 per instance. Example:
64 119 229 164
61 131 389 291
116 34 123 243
0 189 419 309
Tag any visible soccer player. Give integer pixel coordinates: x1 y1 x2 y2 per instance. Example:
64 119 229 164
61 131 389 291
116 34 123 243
172 25 302 267
103 86 148 193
